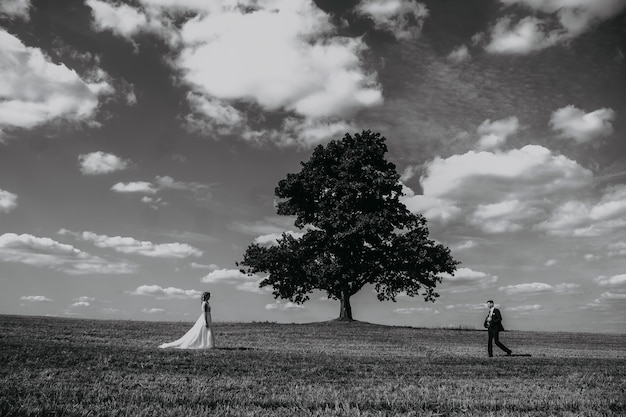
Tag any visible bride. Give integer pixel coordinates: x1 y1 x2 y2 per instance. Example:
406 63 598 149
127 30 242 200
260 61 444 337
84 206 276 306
159 291 215 349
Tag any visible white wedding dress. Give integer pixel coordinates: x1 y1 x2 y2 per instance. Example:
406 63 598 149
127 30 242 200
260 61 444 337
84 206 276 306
159 301 215 349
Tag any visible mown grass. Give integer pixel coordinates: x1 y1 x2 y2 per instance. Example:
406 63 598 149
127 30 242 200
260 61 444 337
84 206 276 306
0 315 624 416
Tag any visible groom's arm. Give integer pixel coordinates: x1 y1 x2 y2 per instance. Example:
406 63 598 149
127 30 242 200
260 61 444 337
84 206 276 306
491 309 502 324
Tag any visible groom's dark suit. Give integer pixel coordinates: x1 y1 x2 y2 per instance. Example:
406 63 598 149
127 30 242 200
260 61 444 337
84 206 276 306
484 308 511 357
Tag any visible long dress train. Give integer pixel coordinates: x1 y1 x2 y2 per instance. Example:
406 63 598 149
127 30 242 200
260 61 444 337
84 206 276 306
159 302 215 349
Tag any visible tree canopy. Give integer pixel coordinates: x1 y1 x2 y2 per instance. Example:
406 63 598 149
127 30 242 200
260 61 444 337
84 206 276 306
238 130 459 321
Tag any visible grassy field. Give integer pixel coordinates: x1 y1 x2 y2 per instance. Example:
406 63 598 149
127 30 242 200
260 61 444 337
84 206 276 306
0 315 624 416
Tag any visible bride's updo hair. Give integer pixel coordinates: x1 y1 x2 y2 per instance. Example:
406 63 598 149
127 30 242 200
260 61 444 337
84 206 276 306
202 291 211 301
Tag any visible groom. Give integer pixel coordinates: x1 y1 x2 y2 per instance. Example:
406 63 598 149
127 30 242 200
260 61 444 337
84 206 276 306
484 300 512 357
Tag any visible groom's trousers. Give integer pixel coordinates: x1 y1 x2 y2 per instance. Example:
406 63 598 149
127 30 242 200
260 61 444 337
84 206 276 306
488 328 510 357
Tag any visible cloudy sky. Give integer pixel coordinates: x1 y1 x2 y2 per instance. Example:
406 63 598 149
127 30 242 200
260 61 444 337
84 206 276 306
1 0 625 334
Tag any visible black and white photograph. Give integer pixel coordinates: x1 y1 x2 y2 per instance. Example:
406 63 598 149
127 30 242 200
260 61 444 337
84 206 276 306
1 0 625 415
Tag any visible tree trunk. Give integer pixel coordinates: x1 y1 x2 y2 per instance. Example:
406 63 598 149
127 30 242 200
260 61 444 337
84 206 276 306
337 289 354 321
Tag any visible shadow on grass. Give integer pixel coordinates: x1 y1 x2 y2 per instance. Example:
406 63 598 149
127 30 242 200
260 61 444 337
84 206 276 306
216 347 256 351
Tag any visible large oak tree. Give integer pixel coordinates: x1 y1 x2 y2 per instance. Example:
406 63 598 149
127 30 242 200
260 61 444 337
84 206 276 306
239 131 459 321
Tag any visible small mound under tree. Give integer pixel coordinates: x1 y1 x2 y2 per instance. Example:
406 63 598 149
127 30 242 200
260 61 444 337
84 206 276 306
238 130 459 321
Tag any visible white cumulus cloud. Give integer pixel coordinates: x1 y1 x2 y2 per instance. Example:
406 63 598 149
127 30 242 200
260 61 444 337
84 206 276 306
71 301 91 308
201 268 250 284
393 307 439 315
265 300 305 311
410 142 625 241
0 29 112 139
87 0 149 37
476 116 520 150
452 240 477 251
549 105 616 144
21 295 53 302
177 3 382 119
111 181 157 194
201 268 268 294
439 267 498 293
0 189 18 213
129 285 202 299
86 0 175 43
412 145 593 234
401 187 461 225
111 176 212 205
154 175 213 200
485 16 559 54
421 145 592 201
484 0 626 54
183 92 245 134
0 0 31 19
594 275 626 288
58 229 203 259
0 232 137 275
583 291 626 311
537 185 626 237
500 0 626 36
355 0 429 40
70 296 95 308
470 200 544 234
78 151 131 175
143 308 166 314
506 304 542 313
499 282 581 295
445 303 486 311
86 0 383 147
447 44 471 63
242 118 357 148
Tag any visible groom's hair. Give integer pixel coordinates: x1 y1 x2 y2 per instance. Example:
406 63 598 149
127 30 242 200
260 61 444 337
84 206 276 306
487 300 494 303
